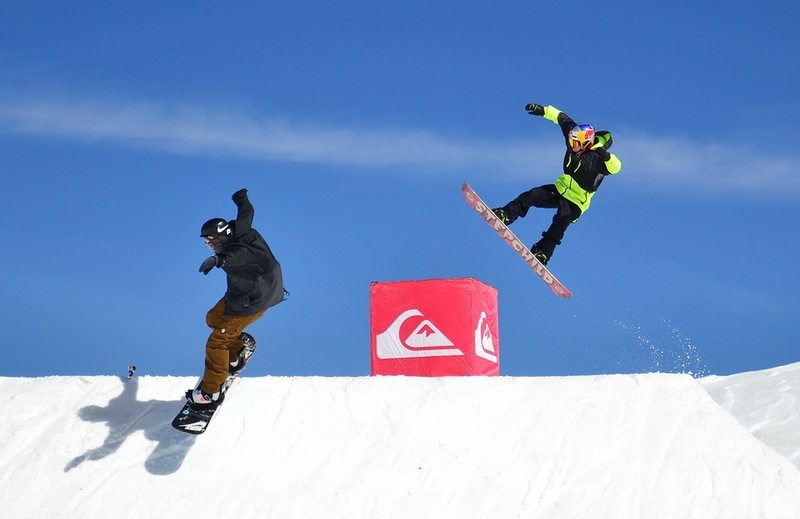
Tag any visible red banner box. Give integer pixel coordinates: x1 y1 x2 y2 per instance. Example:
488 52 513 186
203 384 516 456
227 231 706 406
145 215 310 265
370 278 499 376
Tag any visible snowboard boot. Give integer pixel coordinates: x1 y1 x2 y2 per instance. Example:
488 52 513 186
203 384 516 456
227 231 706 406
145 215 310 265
531 235 557 267
531 247 550 266
186 387 224 407
229 332 257 375
491 207 516 226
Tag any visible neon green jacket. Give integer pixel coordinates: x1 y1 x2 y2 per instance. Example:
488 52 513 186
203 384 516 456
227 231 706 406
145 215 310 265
542 105 621 212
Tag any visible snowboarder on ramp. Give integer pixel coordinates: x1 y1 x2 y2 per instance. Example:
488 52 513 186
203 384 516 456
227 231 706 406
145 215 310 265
190 188 286 405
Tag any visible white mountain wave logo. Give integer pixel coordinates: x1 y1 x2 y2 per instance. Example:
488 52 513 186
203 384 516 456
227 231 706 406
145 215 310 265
376 309 463 359
474 311 497 363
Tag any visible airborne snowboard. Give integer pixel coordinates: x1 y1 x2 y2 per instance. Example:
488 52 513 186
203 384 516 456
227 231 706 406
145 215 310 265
461 182 572 298
171 333 258 435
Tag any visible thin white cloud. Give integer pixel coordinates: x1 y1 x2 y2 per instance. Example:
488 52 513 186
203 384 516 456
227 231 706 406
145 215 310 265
1 97 797 196
617 134 800 194
0 98 538 173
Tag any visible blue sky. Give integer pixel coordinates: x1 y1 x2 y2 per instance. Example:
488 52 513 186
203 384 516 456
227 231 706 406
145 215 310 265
2 1 799 379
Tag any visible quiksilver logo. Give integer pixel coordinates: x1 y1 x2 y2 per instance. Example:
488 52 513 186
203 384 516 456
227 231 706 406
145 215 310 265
474 311 497 363
376 309 463 359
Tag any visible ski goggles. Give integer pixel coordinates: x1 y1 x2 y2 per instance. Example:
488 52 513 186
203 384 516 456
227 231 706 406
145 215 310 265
568 124 595 154
204 236 224 251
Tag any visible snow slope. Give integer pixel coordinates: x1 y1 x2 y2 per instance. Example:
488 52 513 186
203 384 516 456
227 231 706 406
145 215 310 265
1 366 799 518
700 362 800 470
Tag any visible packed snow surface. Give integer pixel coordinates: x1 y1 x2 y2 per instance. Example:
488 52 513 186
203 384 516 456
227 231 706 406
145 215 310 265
2 364 800 518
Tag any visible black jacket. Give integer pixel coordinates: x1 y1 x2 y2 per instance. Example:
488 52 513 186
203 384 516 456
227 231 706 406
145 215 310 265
217 189 285 316
543 106 621 212
556 111 615 194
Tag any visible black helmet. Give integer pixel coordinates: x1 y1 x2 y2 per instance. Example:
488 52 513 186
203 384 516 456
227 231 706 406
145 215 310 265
200 218 232 252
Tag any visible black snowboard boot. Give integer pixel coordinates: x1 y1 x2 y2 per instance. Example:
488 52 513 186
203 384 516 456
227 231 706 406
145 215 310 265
492 207 516 226
229 332 257 374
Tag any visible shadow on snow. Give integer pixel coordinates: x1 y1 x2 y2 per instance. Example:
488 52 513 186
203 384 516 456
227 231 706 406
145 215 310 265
65 376 195 476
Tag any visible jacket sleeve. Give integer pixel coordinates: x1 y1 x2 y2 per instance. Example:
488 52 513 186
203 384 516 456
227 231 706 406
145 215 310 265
543 105 576 137
605 153 622 174
232 189 254 235
594 131 622 174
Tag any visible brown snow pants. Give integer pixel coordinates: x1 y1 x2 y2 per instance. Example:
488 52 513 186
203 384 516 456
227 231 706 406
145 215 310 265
200 297 266 394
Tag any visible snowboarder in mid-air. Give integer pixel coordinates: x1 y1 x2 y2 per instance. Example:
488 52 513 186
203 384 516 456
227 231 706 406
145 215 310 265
189 188 286 406
492 103 622 265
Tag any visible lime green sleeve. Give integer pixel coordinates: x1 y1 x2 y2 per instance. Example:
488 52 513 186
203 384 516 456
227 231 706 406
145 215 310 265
605 153 622 174
543 105 561 123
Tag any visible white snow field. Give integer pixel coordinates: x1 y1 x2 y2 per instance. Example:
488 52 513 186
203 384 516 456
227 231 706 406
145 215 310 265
1 364 799 518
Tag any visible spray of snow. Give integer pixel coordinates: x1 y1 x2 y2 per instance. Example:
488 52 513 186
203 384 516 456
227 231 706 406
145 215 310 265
606 313 708 376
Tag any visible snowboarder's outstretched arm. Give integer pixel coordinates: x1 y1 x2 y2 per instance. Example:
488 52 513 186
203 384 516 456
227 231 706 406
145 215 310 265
524 103 621 174
525 103 576 137
232 188 254 235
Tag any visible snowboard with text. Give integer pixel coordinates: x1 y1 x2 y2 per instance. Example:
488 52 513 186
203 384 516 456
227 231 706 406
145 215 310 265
171 334 258 435
461 182 572 298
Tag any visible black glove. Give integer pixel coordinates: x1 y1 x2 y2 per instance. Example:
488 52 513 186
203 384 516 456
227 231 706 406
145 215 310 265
525 103 545 116
199 255 221 275
594 146 611 161
232 188 248 201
